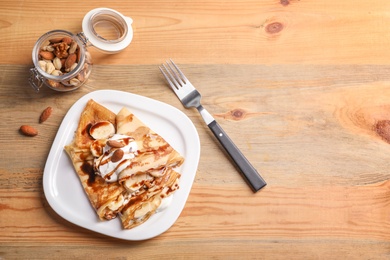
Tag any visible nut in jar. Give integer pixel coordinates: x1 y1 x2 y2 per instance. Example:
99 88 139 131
29 8 133 92
30 30 92 92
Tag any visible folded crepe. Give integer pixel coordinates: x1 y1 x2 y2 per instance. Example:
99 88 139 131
115 107 183 228
120 168 181 229
116 107 184 191
64 99 184 229
65 99 126 220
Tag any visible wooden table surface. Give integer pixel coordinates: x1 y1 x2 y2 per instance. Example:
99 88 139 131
1 1 389 259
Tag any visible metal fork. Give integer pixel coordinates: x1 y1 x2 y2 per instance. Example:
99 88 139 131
159 59 266 192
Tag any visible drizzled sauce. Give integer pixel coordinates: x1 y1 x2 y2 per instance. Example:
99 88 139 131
93 134 138 182
82 123 92 136
81 162 95 185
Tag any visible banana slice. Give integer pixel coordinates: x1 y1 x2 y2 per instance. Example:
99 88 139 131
89 121 115 140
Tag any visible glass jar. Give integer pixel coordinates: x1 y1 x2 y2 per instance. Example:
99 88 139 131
29 8 133 92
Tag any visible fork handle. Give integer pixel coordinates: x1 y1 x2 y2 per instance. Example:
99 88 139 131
208 120 267 192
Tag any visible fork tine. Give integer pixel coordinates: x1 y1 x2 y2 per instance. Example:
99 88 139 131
166 60 185 86
159 64 179 90
163 63 183 88
168 59 189 83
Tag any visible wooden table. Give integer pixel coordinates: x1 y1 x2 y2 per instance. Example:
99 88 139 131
1 1 389 259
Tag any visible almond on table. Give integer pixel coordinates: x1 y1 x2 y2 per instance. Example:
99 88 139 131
19 125 38 137
39 106 53 123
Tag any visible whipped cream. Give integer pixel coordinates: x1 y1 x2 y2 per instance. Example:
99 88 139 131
92 134 138 182
156 195 173 213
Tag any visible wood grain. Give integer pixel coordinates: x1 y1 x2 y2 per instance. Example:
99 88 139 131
1 64 390 259
1 1 390 65
1 0 390 258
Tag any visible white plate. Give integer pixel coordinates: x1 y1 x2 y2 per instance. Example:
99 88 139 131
43 90 200 240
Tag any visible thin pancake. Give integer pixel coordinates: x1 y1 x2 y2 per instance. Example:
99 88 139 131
115 107 184 228
74 99 116 149
65 99 125 220
65 101 185 229
120 168 181 229
115 107 184 184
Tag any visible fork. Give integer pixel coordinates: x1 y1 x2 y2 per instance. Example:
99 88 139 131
159 59 266 192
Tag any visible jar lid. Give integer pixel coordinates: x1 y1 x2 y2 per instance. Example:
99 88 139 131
82 8 133 53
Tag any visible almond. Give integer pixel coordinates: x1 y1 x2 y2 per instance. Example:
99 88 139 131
65 53 77 70
39 51 54 60
111 149 124 163
107 140 125 148
39 106 53 123
61 37 72 45
20 125 38 137
47 79 60 88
